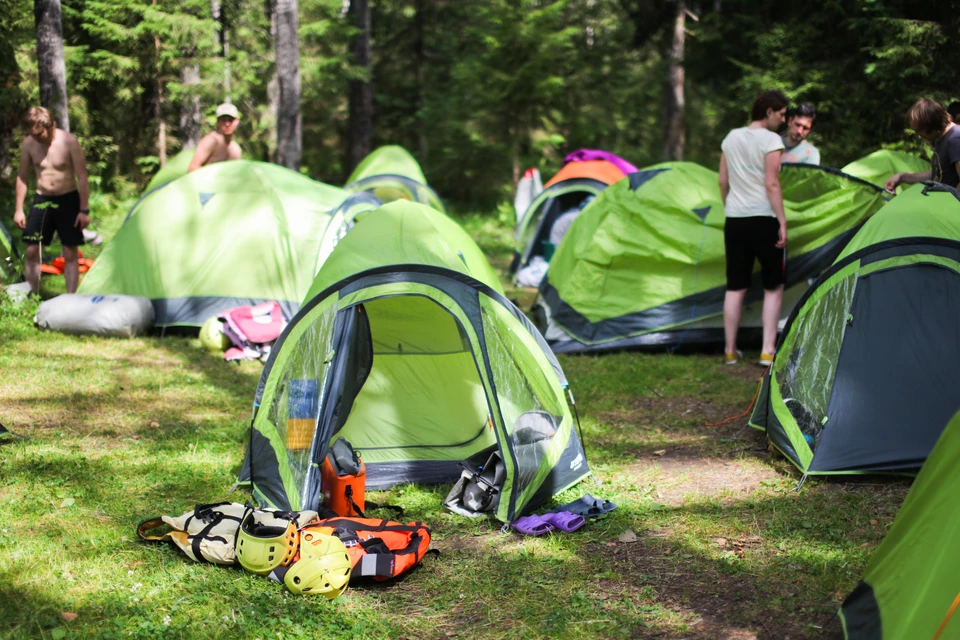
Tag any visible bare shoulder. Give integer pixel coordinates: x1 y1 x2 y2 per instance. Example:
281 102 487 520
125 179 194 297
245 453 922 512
58 129 79 146
198 131 218 147
229 141 242 159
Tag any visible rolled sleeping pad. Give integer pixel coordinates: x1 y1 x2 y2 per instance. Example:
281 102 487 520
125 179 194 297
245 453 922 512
35 293 155 338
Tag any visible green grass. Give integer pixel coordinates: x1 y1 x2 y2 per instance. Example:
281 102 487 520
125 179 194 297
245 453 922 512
0 198 909 639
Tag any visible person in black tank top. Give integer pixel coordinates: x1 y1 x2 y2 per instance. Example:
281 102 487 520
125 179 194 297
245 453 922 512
886 98 960 191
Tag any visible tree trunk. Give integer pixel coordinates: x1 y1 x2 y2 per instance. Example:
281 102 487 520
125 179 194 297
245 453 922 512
179 61 201 148
414 0 427 160
34 0 69 131
346 0 372 176
212 0 231 101
275 0 301 170
265 0 280 162
662 0 685 160
154 33 166 166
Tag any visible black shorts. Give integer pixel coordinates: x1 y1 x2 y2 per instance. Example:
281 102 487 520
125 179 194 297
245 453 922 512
23 190 85 247
724 216 784 291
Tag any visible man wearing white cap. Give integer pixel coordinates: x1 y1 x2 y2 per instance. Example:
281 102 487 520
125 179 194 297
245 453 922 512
188 102 242 172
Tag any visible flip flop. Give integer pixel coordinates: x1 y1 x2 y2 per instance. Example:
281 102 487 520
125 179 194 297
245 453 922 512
540 511 585 533
549 493 617 519
511 514 555 536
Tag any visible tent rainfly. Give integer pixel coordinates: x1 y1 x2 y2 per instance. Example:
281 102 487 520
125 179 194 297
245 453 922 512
79 160 378 327
345 146 446 214
536 162 888 353
749 184 960 475
840 409 960 638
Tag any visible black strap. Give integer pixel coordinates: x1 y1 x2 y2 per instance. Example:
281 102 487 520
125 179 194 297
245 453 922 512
343 486 405 519
189 516 223 563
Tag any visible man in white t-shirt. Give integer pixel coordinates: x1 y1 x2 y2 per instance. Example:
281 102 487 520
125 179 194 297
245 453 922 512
718 89 789 367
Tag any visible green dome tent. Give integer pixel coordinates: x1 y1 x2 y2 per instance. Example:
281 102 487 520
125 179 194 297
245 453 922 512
345 145 446 214
237 201 589 522
749 185 960 475
841 149 928 191
840 410 960 638
144 148 194 193
79 160 378 327
537 162 888 352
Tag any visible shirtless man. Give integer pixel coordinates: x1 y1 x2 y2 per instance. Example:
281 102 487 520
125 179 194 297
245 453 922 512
14 106 90 295
188 103 242 172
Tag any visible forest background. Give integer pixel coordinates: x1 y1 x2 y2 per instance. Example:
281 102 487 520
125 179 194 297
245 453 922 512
1 0 959 212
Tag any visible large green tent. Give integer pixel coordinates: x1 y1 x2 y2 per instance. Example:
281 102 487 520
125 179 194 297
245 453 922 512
238 201 589 522
345 145 446 214
749 185 960 474
79 160 378 327
537 162 887 352
841 149 928 191
840 410 960 638
144 148 194 193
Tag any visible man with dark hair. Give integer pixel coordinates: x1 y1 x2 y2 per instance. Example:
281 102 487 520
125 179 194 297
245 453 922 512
719 89 789 367
13 106 91 295
947 101 960 124
781 104 819 165
886 97 960 190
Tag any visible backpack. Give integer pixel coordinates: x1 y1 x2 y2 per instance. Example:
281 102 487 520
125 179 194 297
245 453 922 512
299 517 435 581
219 302 287 361
136 502 318 565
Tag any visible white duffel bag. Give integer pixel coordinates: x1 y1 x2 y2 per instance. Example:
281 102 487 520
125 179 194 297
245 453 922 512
35 293 155 338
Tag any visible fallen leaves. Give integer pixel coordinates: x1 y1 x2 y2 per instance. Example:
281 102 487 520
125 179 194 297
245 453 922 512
652 449 667 457
61 612 77 622
618 530 638 543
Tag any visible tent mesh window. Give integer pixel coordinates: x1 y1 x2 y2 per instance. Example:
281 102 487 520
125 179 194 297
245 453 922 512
480 304 564 498
774 273 858 445
265 302 339 492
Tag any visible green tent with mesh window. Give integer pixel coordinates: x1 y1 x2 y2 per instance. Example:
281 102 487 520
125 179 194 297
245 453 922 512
78 160 379 327
237 201 589 522
840 409 960 638
841 149 928 191
537 162 888 352
749 184 960 475
345 145 446 214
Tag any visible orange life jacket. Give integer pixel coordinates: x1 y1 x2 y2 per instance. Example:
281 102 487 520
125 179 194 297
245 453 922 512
299 517 434 581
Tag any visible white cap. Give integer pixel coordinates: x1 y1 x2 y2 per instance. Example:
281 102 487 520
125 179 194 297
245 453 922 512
215 103 239 119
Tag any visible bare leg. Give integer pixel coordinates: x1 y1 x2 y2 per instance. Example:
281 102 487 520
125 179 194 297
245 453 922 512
63 245 80 294
724 289 747 355
761 285 784 354
24 244 41 295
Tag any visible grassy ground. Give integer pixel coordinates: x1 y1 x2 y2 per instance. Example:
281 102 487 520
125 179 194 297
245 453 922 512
0 200 909 639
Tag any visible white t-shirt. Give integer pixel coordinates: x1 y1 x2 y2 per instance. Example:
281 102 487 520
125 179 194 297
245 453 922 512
721 127 784 218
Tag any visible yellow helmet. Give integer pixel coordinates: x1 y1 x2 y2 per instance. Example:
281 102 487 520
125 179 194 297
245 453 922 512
199 316 232 353
235 511 298 576
284 532 352 598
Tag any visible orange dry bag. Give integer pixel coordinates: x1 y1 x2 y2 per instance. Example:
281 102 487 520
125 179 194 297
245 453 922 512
300 517 435 582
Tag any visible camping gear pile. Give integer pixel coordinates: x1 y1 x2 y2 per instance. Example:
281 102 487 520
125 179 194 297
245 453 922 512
137 502 433 598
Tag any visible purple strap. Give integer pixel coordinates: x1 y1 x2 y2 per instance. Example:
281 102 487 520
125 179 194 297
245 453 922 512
562 149 638 174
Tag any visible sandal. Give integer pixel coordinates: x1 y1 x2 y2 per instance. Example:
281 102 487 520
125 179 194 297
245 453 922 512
540 511 585 533
549 493 617 519
511 514 555 536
